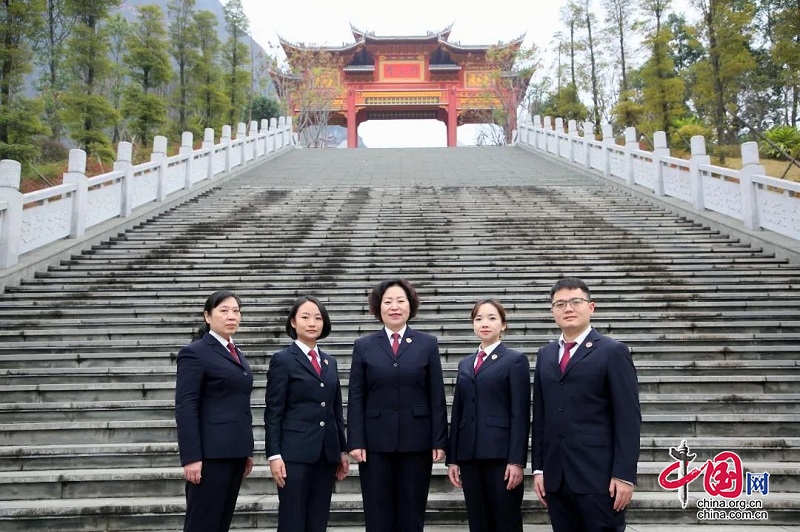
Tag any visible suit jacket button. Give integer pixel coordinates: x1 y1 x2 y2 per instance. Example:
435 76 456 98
243 372 248 376
320 383 325 387
321 402 326 407
393 362 398 367
320 421 325 427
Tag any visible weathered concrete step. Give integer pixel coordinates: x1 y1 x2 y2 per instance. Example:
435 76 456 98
2 359 795 386
3 321 798 343
2 375 797 404
1 462 796 501
5 437 798 472
3 414 799 446
1 491 796 530
4 392 798 424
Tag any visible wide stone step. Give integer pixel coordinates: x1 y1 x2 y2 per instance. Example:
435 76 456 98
3 413 800 446
1 491 796 530
5 437 798 472
1 461 796 501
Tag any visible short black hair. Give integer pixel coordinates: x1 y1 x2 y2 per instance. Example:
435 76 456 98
368 279 420 321
549 277 591 301
285 295 332 340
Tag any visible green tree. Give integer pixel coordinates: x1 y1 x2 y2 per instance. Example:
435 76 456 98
168 0 198 135
770 0 800 125
36 0 74 141
60 0 120 162
691 0 757 149
601 0 638 93
190 9 227 133
637 0 686 138
251 95 282 123
0 0 49 164
107 13 130 143
222 0 250 126
121 4 171 145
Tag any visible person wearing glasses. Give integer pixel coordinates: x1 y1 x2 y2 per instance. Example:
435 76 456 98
531 277 641 532
446 298 530 532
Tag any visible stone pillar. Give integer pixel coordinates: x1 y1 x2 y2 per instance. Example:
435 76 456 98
261 119 269 155
202 128 215 181
180 132 194 190
269 118 278 153
0 160 23 268
739 141 766 231
582 121 594 169
689 135 710 211
151 135 168 202
236 123 247 165
601 123 615 177
568 119 578 162
115 142 134 216
652 131 670 197
222 125 232 173
62 149 88 238
624 126 638 185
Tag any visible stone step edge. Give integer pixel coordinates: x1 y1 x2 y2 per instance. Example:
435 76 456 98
1 491 797 518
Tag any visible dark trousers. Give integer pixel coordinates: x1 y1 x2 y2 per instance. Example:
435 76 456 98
184 457 247 532
277 456 338 532
358 450 433 532
546 474 626 532
459 460 523 532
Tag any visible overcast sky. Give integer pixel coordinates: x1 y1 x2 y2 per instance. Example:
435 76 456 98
239 0 695 147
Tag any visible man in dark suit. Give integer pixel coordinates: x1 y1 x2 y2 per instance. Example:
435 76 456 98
532 278 641 532
265 295 348 532
175 291 254 532
347 279 449 532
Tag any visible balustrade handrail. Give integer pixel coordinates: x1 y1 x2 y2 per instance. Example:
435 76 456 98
0 116 295 271
517 115 800 247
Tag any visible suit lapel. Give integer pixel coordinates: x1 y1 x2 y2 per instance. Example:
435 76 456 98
204 334 240 367
562 329 600 375
291 343 322 380
476 343 505 376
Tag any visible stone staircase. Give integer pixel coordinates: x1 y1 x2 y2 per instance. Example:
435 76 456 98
1 148 799 530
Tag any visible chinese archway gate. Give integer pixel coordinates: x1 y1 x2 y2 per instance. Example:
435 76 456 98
273 25 526 148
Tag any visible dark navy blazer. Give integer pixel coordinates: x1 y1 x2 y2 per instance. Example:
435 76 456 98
447 343 531 467
532 328 641 493
347 327 448 453
264 343 346 464
175 333 254 466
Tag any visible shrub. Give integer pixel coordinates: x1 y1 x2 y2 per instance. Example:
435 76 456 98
759 125 800 159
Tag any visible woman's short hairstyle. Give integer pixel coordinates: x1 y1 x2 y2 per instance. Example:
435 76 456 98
285 295 332 340
368 279 420 321
471 298 508 325
193 290 241 340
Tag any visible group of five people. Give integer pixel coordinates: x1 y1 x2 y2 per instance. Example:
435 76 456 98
174 277 641 532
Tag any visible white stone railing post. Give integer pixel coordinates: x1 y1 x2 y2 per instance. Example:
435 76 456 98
568 119 578 163
601 123 614 177
582 121 594 169
260 119 269 155
286 116 293 146
151 135 168 202
739 141 766 231
553 118 563 156
236 122 247 165
249 121 258 161
269 118 277 153
180 132 194 190
62 150 88 238
689 135 710 211
0 160 23 268
623 126 638 185
278 117 287 149
202 128 215 180
652 131 670 197
222 125 232 173
114 142 134 217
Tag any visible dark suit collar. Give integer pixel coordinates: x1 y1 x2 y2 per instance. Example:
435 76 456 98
289 342 324 380
203 332 243 367
561 328 601 375
475 342 506 376
377 325 413 358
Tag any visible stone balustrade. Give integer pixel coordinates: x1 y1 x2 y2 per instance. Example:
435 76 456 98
0 117 294 270
517 115 800 244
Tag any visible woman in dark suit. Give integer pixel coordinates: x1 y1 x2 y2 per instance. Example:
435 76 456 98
175 290 254 532
447 298 531 532
347 278 448 531
265 295 349 532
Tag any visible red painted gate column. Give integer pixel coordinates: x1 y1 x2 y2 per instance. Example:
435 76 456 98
347 89 358 148
447 87 458 147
